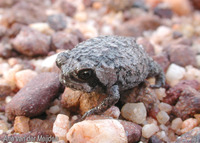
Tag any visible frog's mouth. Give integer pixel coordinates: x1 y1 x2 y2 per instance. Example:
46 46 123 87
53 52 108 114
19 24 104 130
59 73 93 92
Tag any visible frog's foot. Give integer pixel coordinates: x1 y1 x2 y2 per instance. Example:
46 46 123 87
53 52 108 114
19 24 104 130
150 74 165 88
81 108 98 120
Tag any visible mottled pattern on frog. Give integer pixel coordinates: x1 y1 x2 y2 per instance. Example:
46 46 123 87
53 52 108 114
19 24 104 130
56 35 165 119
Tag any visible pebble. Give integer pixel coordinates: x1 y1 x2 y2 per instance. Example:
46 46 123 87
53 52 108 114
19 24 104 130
121 102 147 124
29 118 54 135
5 72 62 121
29 23 54 35
119 120 142 143
172 87 200 120
142 123 159 138
104 0 135 11
158 102 172 113
165 45 197 67
103 106 120 119
175 127 200 142
51 31 81 51
67 119 128 143
53 0 76 17
154 88 166 101
14 116 30 134
15 69 38 89
184 66 200 83
163 80 200 105
181 118 198 134
12 27 50 57
171 118 183 131
47 14 67 31
1 1 47 26
156 111 170 124
53 114 70 142
61 87 107 115
115 15 161 37
48 105 60 115
153 52 170 72
166 64 186 86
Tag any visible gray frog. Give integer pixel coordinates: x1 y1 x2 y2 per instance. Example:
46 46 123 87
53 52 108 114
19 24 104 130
56 35 165 119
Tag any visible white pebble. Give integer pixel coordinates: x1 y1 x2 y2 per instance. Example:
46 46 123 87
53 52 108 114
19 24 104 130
166 64 186 86
154 88 166 101
53 114 70 142
184 66 200 83
49 105 60 114
142 124 159 138
156 111 170 124
67 119 127 143
158 102 172 113
121 102 147 124
171 118 183 131
5 96 12 103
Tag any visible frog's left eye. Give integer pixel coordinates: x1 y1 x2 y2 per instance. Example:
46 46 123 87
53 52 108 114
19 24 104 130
78 69 93 80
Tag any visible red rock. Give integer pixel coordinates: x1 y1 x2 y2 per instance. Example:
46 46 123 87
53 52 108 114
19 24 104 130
172 87 200 120
119 120 142 143
12 27 50 56
6 72 62 121
53 0 76 17
164 44 197 67
51 30 85 51
175 127 200 142
2 1 47 26
115 15 161 37
163 80 200 105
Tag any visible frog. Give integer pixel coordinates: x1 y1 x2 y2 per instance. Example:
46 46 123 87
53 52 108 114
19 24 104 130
56 35 165 119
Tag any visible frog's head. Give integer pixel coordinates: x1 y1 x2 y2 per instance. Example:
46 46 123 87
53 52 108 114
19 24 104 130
56 50 117 93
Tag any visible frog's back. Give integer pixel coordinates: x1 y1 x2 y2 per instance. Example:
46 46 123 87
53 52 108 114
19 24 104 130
70 36 151 91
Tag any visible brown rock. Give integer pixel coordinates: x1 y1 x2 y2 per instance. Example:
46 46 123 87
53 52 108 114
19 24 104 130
164 44 197 67
153 52 170 72
2 1 47 26
29 118 54 135
14 116 30 133
51 31 85 51
104 0 135 11
190 0 200 10
163 80 200 105
175 127 200 143
172 87 200 120
6 72 62 121
47 14 67 31
12 27 50 56
115 15 161 37
137 37 155 57
119 120 142 143
61 87 107 115
103 106 120 119
53 0 76 17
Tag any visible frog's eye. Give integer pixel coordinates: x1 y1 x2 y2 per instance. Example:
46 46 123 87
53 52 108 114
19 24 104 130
78 69 93 80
